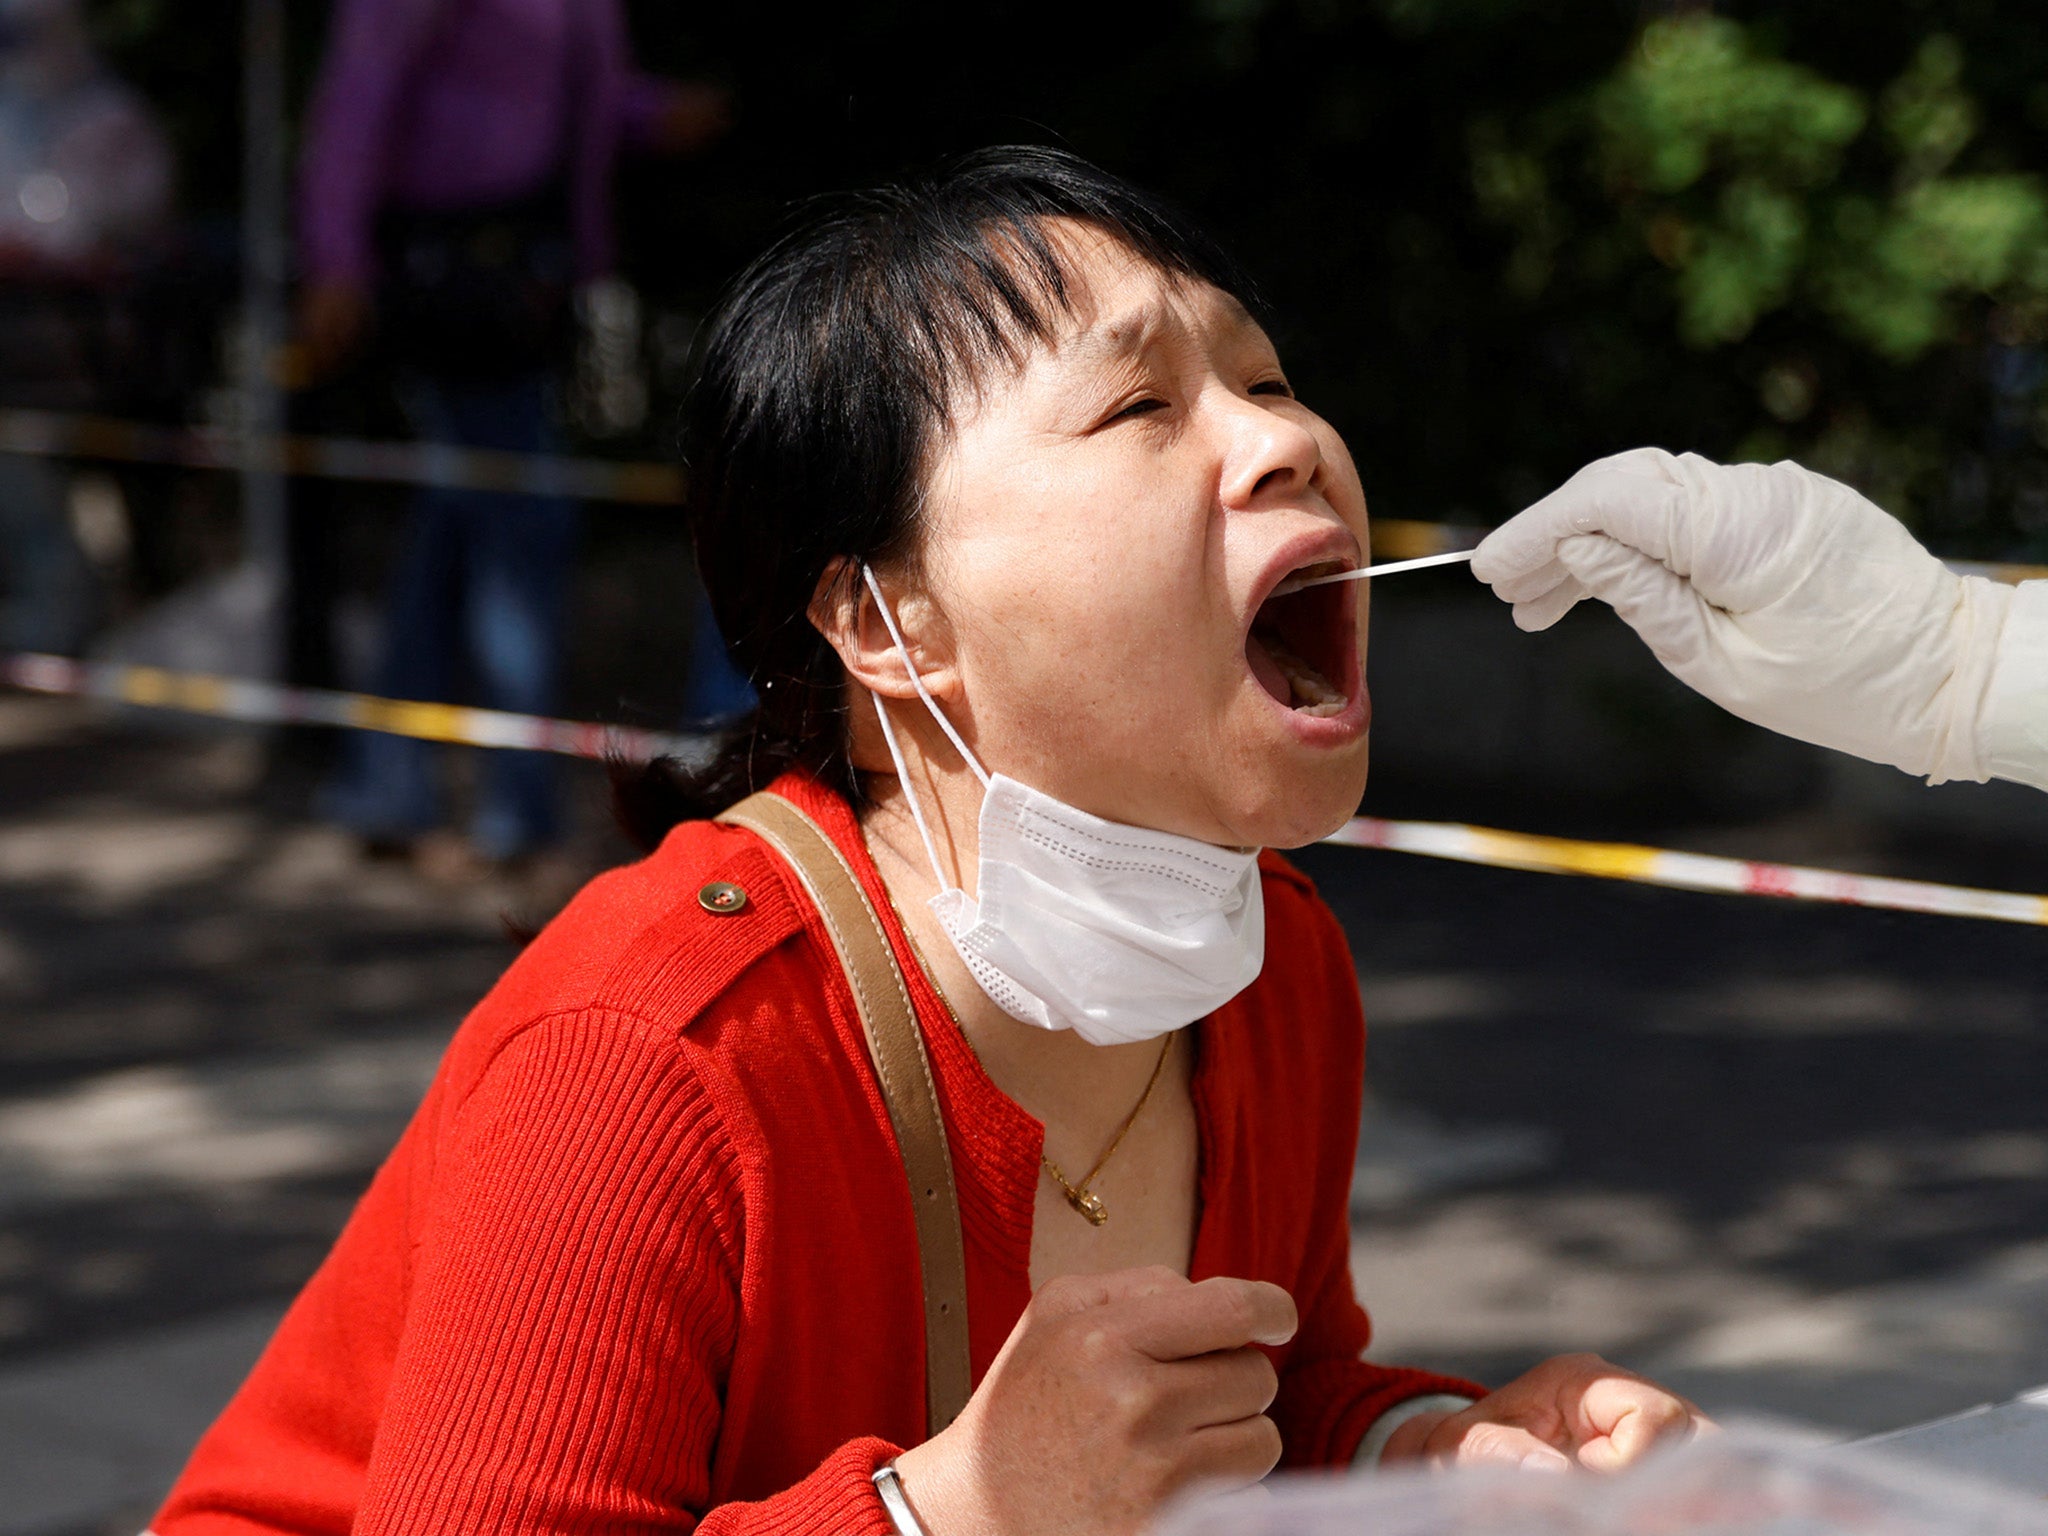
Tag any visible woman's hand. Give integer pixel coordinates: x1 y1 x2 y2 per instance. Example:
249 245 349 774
1380 1353 1711 1472
294 277 373 384
890 1266 1297 1536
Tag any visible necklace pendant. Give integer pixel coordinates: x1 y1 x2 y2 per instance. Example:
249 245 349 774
1067 1187 1109 1226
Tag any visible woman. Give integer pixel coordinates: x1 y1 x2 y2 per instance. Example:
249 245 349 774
154 147 1705 1536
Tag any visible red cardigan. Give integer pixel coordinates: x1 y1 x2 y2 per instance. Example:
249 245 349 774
155 772 1480 1535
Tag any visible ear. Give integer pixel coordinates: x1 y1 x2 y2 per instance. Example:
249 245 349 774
807 557 962 703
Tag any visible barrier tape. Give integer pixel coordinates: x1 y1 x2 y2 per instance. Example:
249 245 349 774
2 408 2044 585
0 652 704 764
1326 817 2048 928
4 650 2042 928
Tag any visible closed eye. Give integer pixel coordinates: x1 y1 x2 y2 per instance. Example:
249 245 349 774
1110 396 1169 422
1250 379 1295 399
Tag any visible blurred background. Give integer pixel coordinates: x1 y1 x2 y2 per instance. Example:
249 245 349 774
0 0 2044 1529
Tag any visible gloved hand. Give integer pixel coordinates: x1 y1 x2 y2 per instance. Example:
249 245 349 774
1470 448 2016 783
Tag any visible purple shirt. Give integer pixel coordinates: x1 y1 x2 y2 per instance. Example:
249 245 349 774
298 0 669 286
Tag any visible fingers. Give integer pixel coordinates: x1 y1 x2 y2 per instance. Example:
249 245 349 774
1180 1412 1285 1489
1439 1355 1710 1484
1032 1271 1297 1360
1432 1416 1573 1472
1157 1347 1280 1431
1471 517 1550 589
1472 448 1690 594
1511 572 1589 632
1119 1276 1298 1361
1486 552 1594 632
1114 1277 1302 1359
1553 535 1712 672
1489 554 1577 606
1577 444 1693 486
1032 1265 1190 1320
1573 1373 1704 1472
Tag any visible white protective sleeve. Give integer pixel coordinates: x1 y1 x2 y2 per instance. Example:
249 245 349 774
1980 579 2048 792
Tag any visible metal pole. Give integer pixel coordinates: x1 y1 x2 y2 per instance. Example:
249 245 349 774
238 0 288 675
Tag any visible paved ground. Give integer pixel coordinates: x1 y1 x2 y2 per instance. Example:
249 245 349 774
1 694 2043 1533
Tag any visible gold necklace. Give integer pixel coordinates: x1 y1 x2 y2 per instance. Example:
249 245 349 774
868 846 1175 1228
1038 1033 1173 1227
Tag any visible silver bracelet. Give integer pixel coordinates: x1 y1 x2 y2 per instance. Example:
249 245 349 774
872 1462 930 1536
1353 1393 1477 1467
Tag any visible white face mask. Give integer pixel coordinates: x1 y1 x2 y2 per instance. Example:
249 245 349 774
860 566 1265 1048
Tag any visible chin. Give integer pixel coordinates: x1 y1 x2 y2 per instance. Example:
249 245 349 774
1225 732 1371 850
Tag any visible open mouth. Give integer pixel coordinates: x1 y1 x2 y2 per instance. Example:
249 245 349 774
1247 559 1353 717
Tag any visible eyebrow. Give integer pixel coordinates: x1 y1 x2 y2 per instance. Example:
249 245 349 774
1059 291 1262 371
1060 301 1170 369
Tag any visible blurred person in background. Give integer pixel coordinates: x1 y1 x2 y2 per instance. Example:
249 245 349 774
1473 449 2048 797
297 0 728 878
0 0 171 654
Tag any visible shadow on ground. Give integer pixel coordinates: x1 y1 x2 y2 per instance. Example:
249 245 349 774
0 697 634 1364
1302 840 2048 1422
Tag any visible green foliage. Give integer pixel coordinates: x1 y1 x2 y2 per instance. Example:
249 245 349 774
1478 16 2048 361
1599 18 1866 198
1597 19 1862 347
1813 177 2048 356
1883 33 1976 181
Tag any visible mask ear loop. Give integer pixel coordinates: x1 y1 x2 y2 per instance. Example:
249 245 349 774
861 565 990 788
870 691 955 895
861 565 987 896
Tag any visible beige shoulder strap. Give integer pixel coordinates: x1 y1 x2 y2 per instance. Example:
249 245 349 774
716 791 971 1438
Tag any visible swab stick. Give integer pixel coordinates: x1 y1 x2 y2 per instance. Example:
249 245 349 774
1273 548 1476 595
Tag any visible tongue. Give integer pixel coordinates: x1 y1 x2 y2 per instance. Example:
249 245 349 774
1251 622 1347 712
1247 628 1293 705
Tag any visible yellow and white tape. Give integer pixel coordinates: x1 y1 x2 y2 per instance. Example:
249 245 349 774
1 652 703 764
5 650 2043 928
1326 816 2048 927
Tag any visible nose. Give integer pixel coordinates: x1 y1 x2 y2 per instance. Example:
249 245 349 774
1216 389 1324 510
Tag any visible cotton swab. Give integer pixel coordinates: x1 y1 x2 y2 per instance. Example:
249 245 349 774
1272 547 1476 596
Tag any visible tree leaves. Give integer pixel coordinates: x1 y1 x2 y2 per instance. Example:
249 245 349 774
1477 16 2048 367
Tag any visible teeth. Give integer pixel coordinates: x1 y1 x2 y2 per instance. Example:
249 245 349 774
1260 629 1347 715
1271 559 1352 597
1297 559 1350 583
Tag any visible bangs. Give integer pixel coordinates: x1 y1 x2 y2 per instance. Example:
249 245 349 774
854 210 1201 424
792 145 1261 433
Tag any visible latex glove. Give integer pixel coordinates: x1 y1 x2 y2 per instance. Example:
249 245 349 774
1471 448 2016 784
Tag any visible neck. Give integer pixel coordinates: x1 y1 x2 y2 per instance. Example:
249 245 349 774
856 771 1181 1138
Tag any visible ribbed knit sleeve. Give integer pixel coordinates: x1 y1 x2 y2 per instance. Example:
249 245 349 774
351 1008 897 1535
1268 900 1487 1467
1268 1166 1487 1465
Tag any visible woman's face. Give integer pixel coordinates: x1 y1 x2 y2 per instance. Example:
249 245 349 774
909 221 1373 850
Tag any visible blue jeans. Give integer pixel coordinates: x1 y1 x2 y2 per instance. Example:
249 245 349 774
321 374 577 859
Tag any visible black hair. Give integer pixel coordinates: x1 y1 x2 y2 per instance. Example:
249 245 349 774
613 144 1261 851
